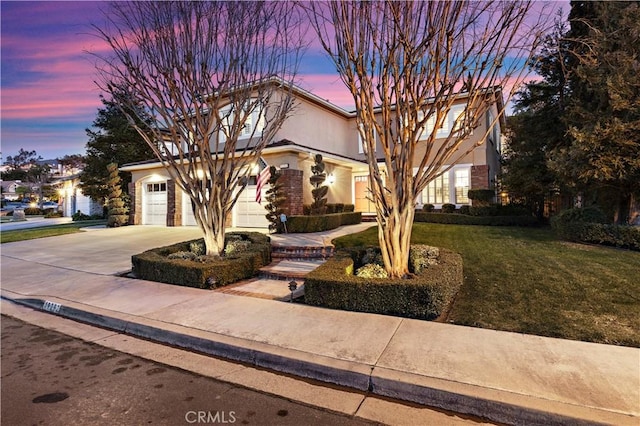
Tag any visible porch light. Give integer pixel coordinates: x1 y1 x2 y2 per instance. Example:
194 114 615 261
327 174 336 185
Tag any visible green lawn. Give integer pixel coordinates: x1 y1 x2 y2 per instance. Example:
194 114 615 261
0 220 107 244
334 223 640 347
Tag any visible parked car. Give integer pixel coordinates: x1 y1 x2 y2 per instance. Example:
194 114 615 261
42 202 59 210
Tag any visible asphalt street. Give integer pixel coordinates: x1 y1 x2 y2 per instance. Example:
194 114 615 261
1 315 379 426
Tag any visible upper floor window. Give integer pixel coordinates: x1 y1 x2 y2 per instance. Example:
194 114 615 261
357 123 377 154
420 104 467 139
219 100 265 143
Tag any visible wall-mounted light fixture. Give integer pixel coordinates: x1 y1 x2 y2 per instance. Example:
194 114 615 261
279 163 289 169
327 173 336 185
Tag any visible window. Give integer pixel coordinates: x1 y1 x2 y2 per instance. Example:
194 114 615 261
420 104 467 139
147 183 167 192
423 173 450 204
454 169 469 203
357 124 377 154
219 100 265 143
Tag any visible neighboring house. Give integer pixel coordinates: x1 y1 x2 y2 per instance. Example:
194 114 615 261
121 83 504 228
0 180 26 201
55 173 103 218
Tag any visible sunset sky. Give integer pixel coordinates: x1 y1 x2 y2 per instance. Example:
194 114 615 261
1 1 566 162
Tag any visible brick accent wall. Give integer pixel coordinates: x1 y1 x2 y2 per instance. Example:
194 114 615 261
471 165 490 190
166 179 182 227
279 169 304 216
129 181 142 225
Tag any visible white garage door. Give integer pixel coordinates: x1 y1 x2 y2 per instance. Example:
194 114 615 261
235 182 269 228
144 182 167 225
182 193 197 226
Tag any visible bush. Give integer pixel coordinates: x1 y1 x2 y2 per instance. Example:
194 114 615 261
132 232 271 289
343 204 355 212
72 211 104 221
305 247 463 320
409 245 440 274
23 207 42 216
551 209 640 251
355 263 388 278
467 189 495 205
441 203 456 213
552 207 608 225
422 204 435 212
414 212 539 226
45 211 63 218
286 212 361 233
458 205 471 215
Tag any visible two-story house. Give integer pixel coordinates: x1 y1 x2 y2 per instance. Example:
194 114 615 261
121 83 504 228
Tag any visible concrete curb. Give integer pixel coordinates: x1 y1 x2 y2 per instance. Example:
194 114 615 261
2 294 634 426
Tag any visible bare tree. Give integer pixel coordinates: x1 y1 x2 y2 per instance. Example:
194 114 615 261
91 1 303 255
308 1 550 277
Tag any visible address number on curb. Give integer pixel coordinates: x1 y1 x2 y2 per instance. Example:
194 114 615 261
42 300 62 313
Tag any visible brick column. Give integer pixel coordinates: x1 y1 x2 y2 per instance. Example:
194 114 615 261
166 179 182 227
471 165 490 189
129 181 142 225
279 169 304 216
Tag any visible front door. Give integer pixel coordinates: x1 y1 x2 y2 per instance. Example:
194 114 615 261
354 175 375 213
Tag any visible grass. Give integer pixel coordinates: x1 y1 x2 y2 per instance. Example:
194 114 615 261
0 220 107 244
333 223 640 347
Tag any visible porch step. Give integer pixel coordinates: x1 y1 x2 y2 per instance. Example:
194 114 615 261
216 278 305 301
270 245 335 260
258 259 325 281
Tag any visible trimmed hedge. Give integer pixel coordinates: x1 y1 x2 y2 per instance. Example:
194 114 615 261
414 212 539 226
286 212 361 233
132 232 271 289
304 247 463 320
551 217 640 251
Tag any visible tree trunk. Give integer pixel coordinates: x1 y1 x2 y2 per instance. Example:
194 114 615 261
378 205 415 278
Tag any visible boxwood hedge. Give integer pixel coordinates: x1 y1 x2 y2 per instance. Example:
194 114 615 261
414 212 538 226
286 212 361 233
131 232 271 289
304 247 463 320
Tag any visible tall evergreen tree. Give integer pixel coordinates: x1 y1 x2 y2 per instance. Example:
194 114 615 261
309 154 328 215
502 20 571 219
555 1 640 223
264 166 286 233
106 163 128 227
80 96 154 203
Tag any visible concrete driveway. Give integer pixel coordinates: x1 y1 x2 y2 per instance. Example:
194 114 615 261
1 226 205 275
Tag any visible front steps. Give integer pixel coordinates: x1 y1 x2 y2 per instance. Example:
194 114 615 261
215 243 333 301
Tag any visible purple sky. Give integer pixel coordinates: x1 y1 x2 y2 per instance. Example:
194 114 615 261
0 1 354 161
1 1 567 162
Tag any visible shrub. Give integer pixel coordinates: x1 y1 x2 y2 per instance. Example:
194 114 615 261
168 251 197 261
286 212 362 233
189 240 206 256
459 205 471 215
132 232 271 289
305 247 463 320
45 211 63 218
72 210 92 221
343 204 355 212
551 211 640 251
441 203 456 213
23 207 42 216
409 245 440 274
552 207 608 225
422 204 435 212
414 212 539 226
224 239 251 256
355 263 388 278
467 189 495 205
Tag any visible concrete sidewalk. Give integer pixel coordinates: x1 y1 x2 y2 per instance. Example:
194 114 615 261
1 225 638 425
